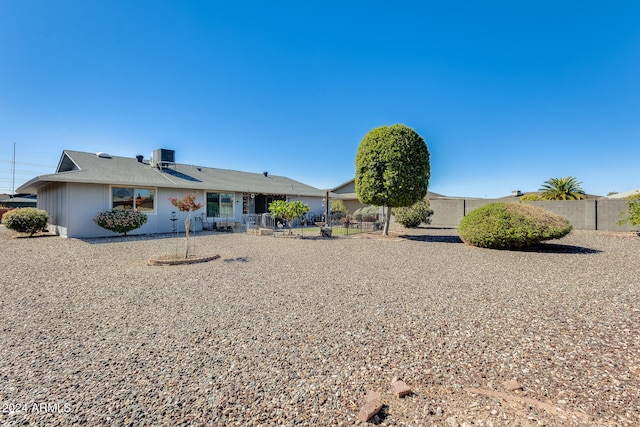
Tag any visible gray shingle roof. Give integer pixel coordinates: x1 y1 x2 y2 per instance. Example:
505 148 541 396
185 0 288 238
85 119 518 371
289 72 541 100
18 150 325 197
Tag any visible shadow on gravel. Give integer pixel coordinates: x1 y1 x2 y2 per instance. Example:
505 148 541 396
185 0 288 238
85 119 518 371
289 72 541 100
78 231 226 245
368 405 389 425
515 243 602 254
397 234 601 254
398 234 463 244
223 257 248 262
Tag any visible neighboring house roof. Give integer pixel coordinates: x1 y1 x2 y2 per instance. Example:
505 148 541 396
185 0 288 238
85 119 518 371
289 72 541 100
0 196 37 203
331 178 357 193
335 190 448 201
498 190 604 200
331 178 447 200
17 150 325 197
605 189 640 199
0 195 37 208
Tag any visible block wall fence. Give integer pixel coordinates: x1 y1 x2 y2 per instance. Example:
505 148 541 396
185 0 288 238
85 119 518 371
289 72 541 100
428 199 637 232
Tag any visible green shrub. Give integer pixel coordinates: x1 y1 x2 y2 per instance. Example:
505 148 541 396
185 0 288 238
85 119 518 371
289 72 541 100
353 205 380 222
0 207 14 223
519 194 543 201
94 209 148 236
331 200 349 216
458 202 572 249
617 200 640 228
393 199 434 228
3 208 49 236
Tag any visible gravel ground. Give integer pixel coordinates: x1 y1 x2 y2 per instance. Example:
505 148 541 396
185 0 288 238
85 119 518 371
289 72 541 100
1 225 639 426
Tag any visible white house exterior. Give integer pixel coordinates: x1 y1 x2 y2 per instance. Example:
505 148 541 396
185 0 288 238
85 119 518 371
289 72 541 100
17 149 326 238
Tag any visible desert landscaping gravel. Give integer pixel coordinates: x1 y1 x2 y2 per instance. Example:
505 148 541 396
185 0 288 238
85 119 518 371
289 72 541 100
1 225 638 426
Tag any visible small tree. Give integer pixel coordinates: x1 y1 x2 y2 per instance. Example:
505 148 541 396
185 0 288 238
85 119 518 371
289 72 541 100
268 200 310 234
331 199 349 225
169 192 203 259
331 199 348 216
393 199 433 228
3 208 49 236
617 199 640 230
355 124 430 235
94 209 148 236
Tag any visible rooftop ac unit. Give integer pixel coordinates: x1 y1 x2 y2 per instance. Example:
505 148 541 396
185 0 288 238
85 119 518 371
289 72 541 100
151 148 175 168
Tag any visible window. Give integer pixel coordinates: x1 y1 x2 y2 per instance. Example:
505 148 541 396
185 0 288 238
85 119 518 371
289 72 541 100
206 192 234 217
112 187 155 212
220 193 233 217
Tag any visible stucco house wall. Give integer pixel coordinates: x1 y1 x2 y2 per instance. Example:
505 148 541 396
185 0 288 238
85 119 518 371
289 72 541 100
37 182 70 237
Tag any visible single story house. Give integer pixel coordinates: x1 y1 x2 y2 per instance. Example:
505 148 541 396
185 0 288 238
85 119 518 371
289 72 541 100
17 149 327 238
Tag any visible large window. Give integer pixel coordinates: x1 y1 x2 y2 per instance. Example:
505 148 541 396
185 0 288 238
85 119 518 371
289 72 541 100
206 192 234 217
112 187 155 212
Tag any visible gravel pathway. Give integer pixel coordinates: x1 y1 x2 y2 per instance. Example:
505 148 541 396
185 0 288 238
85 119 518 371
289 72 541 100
1 226 639 426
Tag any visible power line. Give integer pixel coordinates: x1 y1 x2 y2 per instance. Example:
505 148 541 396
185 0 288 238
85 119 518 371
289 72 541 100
0 159 55 168
0 168 51 175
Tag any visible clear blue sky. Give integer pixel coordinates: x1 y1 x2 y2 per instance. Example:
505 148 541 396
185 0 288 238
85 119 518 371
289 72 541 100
2 1 639 198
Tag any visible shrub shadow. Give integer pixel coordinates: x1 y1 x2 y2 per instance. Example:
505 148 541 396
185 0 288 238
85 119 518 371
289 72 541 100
513 243 601 254
397 233 600 254
398 234 463 244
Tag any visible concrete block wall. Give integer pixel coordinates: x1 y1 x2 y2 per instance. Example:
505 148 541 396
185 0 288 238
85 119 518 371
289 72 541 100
596 199 636 231
428 198 637 232
429 199 465 228
527 200 597 230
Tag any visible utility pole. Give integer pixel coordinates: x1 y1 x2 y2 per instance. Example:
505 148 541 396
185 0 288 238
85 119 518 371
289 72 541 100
325 190 330 226
12 141 16 196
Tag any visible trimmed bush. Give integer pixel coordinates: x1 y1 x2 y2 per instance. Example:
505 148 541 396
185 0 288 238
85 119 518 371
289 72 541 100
3 207 49 236
0 207 14 222
519 194 543 201
458 202 572 249
94 209 148 236
393 199 434 228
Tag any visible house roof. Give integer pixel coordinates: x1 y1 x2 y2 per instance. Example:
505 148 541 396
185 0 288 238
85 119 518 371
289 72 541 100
17 150 326 197
605 188 640 199
331 178 446 200
498 191 604 200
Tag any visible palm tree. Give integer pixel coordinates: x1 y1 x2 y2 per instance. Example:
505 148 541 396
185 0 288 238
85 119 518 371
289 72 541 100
539 176 587 200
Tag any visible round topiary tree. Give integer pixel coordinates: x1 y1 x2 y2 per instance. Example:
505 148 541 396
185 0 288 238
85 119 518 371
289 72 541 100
355 124 430 235
2 207 49 236
458 202 572 249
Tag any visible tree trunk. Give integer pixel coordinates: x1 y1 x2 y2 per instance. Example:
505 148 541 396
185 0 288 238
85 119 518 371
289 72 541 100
383 206 391 235
184 214 190 259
